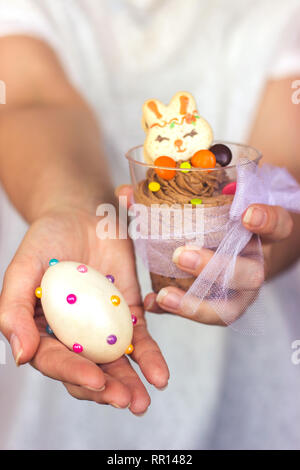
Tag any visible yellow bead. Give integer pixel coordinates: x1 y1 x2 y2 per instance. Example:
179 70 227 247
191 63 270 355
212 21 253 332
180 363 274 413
148 181 161 192
180 161 191 173
111 295 120 306
125 344 134 355
35 287 42 299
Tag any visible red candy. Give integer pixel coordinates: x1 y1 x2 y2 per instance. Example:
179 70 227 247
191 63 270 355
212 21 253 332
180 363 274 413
222 182 237 195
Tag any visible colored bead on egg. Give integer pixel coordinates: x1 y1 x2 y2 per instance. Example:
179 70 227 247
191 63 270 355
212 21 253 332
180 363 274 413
77 264 88 273
222 182 237 195
106 274 115 283
190 198 202 205
66 294 77 304
107 334 117 345
154 156 176 180
191 150 216 169
125 344 134 355
148 181 161 192
35 287 42 299
46 325 53 335
111 295 120 306
49 258 59 266
73 343 83 353
180 161 191 173
131 314 137 325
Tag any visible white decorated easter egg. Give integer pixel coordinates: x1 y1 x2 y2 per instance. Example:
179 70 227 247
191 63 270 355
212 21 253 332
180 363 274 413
37 260 134 363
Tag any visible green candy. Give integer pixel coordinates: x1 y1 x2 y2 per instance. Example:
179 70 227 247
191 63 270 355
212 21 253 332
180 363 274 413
190 198 202 205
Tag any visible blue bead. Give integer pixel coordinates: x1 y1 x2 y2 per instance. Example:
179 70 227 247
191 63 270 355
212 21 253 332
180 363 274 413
49 258 59 266
46 325 53 335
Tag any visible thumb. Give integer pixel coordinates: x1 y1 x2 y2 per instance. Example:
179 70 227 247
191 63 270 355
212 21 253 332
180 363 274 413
114 184 134 208
0 259 41 365
242 204 293 242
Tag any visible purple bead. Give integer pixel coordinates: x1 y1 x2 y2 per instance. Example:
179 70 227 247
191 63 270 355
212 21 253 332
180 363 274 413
106 274 115 283
106 334 117 345
67 294 77 304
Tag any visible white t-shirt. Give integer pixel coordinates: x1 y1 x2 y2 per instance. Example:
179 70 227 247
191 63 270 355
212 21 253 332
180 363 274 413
0 0 300 450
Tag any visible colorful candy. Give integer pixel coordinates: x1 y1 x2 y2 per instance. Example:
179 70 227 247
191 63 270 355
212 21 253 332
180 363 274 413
191 150 216 169
148 181 161 192
190 198 202 205
210 144 232 167
222 182 237 195
180 161 191 173
154 156 176 180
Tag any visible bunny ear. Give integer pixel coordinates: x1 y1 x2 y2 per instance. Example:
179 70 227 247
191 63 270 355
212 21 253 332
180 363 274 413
169 91 198 115
142 99 166 129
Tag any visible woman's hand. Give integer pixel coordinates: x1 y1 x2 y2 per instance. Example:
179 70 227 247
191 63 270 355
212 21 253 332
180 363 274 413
144 203 294 325
0 207 169 415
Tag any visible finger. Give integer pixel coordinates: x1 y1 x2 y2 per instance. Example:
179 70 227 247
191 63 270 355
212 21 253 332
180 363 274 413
172 246 264 290
0 258 41 365
242 204 293 242
63 370 132 409
144 292 165 313
30 335 106 391
101 355 151 415
129 306 169 390
114 185 134 208
152 286 258 325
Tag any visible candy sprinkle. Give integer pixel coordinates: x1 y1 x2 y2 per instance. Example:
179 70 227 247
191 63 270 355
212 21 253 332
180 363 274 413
148 181 161 192
190 198 202 205
180 162 191 173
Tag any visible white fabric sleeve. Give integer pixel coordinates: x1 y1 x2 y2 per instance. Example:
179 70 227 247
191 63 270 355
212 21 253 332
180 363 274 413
268 5 300 79
0 0 61 53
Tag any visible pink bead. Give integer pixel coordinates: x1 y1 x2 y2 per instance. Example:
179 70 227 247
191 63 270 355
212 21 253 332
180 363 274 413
222 182 237 195
73 343 83 353
67 294 77 304
131 314 137 325
77 264 88 273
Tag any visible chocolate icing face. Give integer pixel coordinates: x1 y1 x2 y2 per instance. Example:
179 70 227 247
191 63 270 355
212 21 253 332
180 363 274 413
134 164 233 207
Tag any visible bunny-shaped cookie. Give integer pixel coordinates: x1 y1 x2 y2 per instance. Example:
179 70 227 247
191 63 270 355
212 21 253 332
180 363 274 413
142 91 213 164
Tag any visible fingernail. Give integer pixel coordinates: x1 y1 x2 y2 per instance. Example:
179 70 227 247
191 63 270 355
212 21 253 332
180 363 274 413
144 295 155 311
111 402 131 409
83 385 106 392
173 246 201 270
10 334 23 366
156 288 181 310
243 207 267 227
134 409 148 417
156 383 168 391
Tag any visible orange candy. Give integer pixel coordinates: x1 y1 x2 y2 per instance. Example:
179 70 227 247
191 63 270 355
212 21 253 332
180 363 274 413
191 150 216 169
154 156 176 180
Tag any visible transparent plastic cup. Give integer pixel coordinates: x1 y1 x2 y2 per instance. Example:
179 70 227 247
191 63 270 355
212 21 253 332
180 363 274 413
126 142 262 293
